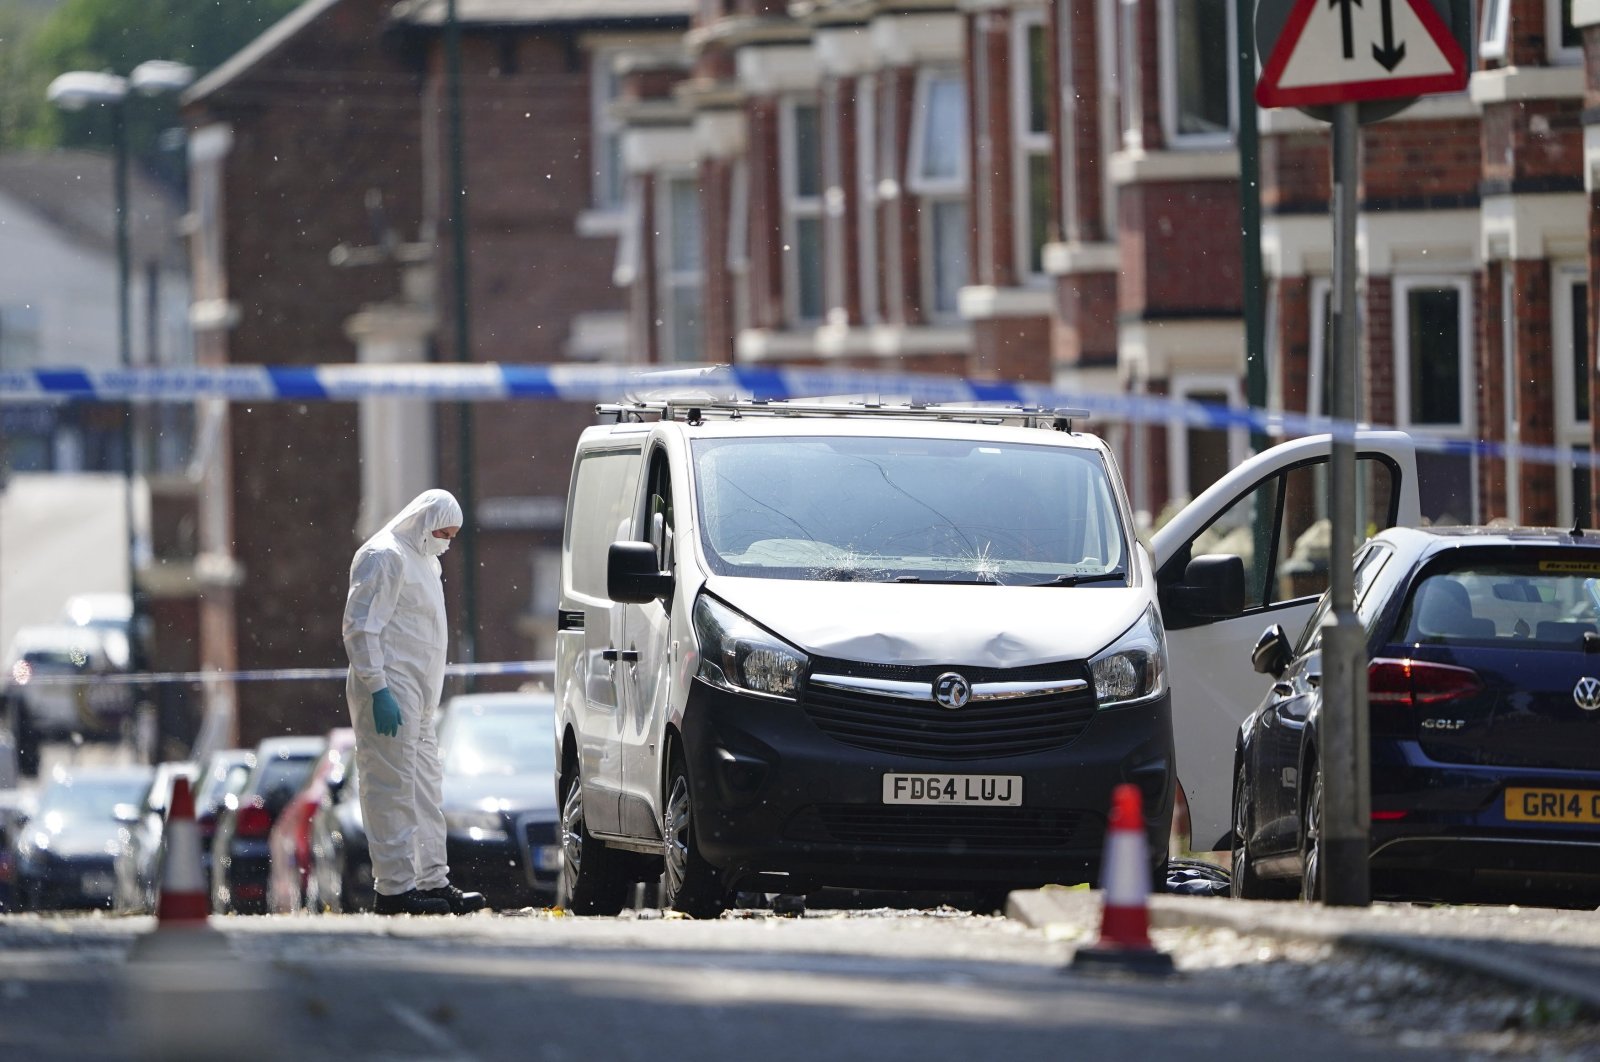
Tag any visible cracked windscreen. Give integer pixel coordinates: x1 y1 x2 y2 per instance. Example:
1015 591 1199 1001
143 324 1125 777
692 436 1127 585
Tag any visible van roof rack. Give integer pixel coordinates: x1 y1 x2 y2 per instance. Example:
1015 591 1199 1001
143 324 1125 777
596 398 1093 432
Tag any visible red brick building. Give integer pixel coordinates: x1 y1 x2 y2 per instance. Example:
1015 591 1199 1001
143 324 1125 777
611 0 1597 531
181 0 689 745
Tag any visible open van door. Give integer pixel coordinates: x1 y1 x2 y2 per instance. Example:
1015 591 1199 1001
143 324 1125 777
1151 431 1420 853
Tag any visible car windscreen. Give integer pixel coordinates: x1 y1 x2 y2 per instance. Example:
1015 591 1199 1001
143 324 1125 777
441 708 556 777
692 435 1127 585
35 776 150 822
1398 554 1600 648
252 755 319 814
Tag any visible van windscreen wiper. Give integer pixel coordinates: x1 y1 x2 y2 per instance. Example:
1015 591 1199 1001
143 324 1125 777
1032 570 1127 587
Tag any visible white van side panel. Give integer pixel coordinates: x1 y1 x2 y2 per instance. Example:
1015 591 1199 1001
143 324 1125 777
557 440 643 835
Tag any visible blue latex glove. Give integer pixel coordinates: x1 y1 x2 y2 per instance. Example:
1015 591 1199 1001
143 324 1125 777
371 688 401 737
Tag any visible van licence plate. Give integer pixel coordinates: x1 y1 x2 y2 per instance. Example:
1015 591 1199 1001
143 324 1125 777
1505 788 1600 824
882 774 1022 806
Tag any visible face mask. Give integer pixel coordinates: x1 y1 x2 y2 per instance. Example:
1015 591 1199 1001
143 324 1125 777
422 533 451 557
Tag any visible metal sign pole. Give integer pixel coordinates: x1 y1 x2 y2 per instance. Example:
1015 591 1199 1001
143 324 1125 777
1319 100 1371 906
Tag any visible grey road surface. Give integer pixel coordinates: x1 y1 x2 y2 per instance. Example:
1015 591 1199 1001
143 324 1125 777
7 908 1588 1062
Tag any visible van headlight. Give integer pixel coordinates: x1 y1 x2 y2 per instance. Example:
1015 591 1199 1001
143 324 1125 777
1089 605 1167 709
694 594 806 700
444 808 509 842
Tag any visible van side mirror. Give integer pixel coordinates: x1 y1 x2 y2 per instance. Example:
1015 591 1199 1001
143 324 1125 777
608 541 673 604
1251 624 1293 677
1173 554 1245 619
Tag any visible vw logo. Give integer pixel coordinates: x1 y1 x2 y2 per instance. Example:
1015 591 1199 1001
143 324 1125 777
1575 677 1600 712
933 672 971 710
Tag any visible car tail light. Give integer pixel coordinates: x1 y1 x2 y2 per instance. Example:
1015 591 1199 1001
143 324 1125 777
1368 658 1481 706
1370 810 1409 821
235 798 274 838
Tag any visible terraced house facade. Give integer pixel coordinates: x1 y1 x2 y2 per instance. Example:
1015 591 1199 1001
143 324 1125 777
607 0 1599 529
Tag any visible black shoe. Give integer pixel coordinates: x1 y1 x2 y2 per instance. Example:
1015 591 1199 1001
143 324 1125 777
373 889 452 916
418 885 488 914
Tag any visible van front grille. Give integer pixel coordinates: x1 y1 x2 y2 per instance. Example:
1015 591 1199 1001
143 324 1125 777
801 658 1096 760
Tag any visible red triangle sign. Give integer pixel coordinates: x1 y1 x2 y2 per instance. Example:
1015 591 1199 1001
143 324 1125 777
1257 0 1467 108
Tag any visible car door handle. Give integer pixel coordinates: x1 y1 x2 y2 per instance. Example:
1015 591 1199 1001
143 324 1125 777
602 649 639 662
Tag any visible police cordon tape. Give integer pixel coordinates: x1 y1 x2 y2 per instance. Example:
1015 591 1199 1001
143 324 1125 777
10 659 553 688
3 361 1598 472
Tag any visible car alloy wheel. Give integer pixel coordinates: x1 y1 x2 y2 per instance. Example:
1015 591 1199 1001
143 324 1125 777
1232 763 1295 900
559 778 585 904
1300 765 1324 903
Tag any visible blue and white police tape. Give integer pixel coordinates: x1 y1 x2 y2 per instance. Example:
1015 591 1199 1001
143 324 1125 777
8 659 553 688
3 361 1596 472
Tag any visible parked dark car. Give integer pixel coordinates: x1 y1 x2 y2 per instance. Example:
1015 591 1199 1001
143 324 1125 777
12 765 154 910
437 691 559 909
1233 526 1600 906
267 729 355 913
0 789 35 911
112 760 198 914
195 748 255 886
306 756 371 913
307 692 559 912
210 736 325 914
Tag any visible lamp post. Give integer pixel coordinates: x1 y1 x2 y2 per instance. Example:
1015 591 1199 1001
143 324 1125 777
47 61 193 760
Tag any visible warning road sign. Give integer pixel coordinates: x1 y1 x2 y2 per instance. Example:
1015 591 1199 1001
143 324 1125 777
1256 0 1468 108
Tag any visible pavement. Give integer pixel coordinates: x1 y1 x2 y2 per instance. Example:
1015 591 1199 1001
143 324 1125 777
1006 888 1600 1011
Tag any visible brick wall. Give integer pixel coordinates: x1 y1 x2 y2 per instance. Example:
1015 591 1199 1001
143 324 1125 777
1276 277 1310 414
1513 258 1558 522
700 156 737 360
971 315 1051 381
1052 271 1118 367
1364 276 1393 426
1117 181 1242 317
1056 0 1106 243
1261 133 1329 214
1478 261 1508 519
1362 119 1479 206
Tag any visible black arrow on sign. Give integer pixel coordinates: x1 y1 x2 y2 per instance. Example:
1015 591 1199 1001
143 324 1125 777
1372 0 1407 70
1329 0 1362 59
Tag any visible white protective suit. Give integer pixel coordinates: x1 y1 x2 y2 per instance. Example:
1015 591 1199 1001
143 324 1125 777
342 489 463 897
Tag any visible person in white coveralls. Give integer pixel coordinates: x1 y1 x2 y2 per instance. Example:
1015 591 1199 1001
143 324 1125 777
343 489 486 915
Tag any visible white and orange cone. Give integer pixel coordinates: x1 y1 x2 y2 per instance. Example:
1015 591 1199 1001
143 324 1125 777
154 775 211 927
1070 783 1174 974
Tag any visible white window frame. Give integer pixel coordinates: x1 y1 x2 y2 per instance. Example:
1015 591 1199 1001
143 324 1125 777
1553 264 1590 522
822 82 848 325
780 95 825 327
1159 0 1238 149
1307 276 1334 419
1013 8 1052 284
1480 0 1510 60
1168 373 1248 501
1392 274 1474 436
727 158 751 336
908 68 970 323
1501 266 1521 521
856 75 880 325
1119 0 1143 151
589 46 627 214
655 171 705 363
1548 0 1583 65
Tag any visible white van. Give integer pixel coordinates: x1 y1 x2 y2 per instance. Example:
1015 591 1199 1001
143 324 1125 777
554 398 1417 915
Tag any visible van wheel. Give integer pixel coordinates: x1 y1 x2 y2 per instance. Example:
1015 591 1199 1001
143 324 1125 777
558 766 627 915
662 749 725 919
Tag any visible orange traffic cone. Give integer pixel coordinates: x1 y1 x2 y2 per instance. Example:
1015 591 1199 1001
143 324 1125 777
155 775 211 926
1070 783 1174 974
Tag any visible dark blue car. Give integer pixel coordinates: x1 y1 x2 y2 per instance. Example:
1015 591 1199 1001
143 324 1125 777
1233 526 1600 906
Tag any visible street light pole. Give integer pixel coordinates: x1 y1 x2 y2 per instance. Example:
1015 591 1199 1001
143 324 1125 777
48 61 193 761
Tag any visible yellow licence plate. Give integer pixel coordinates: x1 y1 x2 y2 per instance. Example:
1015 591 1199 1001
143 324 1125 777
1505 788 1600 824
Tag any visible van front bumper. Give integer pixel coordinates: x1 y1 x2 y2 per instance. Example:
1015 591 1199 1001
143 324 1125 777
679 679 1173 893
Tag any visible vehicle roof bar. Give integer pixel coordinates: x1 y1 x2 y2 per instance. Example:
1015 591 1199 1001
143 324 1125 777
595 398 1093 431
